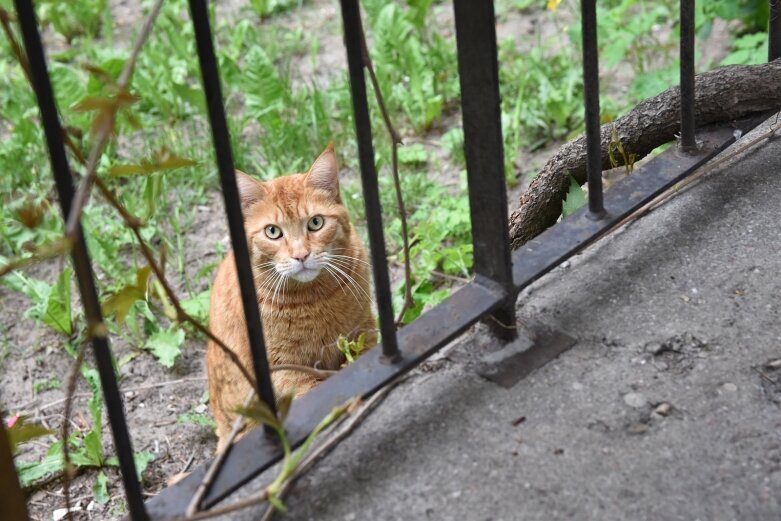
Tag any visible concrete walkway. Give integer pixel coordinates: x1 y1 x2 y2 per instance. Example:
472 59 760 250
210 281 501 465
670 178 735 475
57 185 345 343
221 117 781 521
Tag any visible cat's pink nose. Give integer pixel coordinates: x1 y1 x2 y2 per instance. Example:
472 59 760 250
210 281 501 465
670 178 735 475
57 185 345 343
292 252 309 262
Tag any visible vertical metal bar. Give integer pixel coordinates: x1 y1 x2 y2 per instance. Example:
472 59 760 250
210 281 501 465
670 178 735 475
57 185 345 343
12 1 147 519
187 0 277 412
679 0 697 150
0 416 29 521
770 0 781 61
338 0 399 360
452 0 517 340
580 0 605 216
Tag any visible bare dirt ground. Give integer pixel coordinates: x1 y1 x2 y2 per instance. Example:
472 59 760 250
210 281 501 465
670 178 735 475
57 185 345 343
0 1 735 520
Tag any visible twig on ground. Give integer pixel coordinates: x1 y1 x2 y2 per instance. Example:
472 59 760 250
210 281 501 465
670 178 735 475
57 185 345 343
185 390 255 517
258 377 403 521
181 449 197 475
176 489 270 521
354 12 413 326
60 342 88 521
754 367 778 385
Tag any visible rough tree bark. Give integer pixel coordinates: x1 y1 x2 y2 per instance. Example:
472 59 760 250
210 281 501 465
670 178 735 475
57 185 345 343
508 60 781 248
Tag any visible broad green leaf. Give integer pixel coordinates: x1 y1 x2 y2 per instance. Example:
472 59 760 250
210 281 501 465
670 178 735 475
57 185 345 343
92 471 110 504
133 452 155 480
72 90 138 137
43 267 72 335
107 451 154 481
102 267 151 326
15 453 64 487
562 174 587 217
108 148 198 178
83 430 103 466
398 144 428 165
144 327 185 367
180 290 211 323
6 416 53 454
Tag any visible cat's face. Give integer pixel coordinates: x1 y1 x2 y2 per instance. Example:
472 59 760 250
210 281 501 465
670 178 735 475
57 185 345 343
237 145 355 286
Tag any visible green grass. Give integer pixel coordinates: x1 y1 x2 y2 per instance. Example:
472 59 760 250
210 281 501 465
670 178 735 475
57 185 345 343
0 0 770 505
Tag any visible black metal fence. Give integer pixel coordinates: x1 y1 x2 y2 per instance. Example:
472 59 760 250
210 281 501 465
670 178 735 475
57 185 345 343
2 0 780 519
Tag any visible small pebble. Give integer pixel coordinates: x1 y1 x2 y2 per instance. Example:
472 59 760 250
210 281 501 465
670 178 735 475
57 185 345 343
572 382 584 391
53 507 82 521
623 392 648 408
645 342 664 355
768 359 781 369
654 402 672 416
627 422 649 435
721 383 738 393
195 404 208 414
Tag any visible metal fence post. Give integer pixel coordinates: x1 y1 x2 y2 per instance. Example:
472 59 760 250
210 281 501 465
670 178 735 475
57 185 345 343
339 0 400 359
188 0 278 413
770 0 781 61
679 0 697 151
453 0 517 340
580 0 606 217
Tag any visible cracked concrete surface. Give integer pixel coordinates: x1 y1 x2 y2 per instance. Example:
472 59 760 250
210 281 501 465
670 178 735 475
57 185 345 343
217 118 781 520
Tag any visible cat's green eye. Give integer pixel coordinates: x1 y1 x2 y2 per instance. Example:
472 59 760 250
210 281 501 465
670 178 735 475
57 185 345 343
307 215 325 231
265 225 282 240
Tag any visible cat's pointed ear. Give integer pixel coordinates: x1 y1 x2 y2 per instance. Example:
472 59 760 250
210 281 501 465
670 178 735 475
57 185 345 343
306 143 340 201
236 170 266 216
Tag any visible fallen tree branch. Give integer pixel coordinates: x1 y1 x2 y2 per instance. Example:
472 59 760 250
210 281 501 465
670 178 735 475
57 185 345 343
612 114 780 231
508 60 781 248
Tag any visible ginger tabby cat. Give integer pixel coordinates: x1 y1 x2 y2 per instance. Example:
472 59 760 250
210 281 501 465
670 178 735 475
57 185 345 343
206 145 376 449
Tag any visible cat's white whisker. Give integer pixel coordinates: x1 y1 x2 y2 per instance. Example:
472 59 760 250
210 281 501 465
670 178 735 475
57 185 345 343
325 265 348 296
257 272 281 301
326 262 374 304
327 253 372 267
327 257 374 290
271 272 286 310
324 265 360 304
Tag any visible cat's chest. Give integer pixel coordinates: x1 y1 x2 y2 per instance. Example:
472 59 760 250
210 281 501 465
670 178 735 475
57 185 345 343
261 300 359 343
